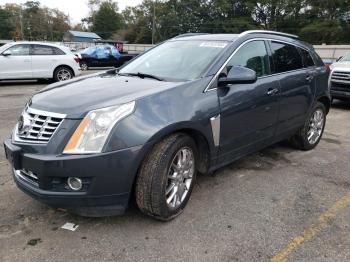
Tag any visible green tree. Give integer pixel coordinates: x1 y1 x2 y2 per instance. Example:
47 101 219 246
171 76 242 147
90 0 124 39
0 7 15 39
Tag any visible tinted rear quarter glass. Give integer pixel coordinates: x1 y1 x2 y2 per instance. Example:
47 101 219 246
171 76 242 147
53 47 65 55
299 48 315 67
271 41 303 73
310 50 324 67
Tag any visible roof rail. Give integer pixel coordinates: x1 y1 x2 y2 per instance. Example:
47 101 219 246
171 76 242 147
239 30 299 39
173 33 210 39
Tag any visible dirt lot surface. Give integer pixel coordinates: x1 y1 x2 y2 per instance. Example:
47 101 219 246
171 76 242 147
0 71 350 261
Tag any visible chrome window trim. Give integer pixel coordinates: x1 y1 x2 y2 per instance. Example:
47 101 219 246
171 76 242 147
13 169 38 187
204 37 313 93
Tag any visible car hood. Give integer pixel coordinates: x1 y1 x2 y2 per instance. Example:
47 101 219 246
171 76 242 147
30 72 183 118
330 61 350 71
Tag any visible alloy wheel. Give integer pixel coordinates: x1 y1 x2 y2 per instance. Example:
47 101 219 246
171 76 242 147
165 147 195 209
307 109 324 145
57 69 72 81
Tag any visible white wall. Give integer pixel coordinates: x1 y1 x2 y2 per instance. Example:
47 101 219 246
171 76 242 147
313 45 350 62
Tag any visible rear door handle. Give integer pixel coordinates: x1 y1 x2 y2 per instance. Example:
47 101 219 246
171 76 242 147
267 88 279 96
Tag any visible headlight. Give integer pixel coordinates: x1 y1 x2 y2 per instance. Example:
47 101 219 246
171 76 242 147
63 101 135 154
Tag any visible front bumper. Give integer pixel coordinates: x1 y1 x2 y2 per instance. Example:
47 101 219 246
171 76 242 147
4 138 146 216
331 89 350 100
73 66 81 77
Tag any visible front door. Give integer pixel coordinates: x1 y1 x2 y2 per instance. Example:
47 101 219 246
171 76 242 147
216 40 280 163
0 44 32 79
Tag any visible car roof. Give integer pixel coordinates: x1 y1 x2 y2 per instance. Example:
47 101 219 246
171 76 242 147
171 34 239 42
6 41 66 49
171 31 313 50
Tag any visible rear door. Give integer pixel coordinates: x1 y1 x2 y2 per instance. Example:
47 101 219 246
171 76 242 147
269 41 313 136
217 40 280 162
0 44 32 79
31 44 61 78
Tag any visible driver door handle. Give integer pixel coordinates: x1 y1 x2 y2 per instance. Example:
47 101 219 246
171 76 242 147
306 75 313 82
267 88 279 96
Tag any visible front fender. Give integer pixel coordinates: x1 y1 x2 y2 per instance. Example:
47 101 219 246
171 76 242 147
103 77 220 156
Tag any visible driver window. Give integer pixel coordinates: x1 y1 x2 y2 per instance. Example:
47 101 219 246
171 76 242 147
6 44 30 56
225 41 269 77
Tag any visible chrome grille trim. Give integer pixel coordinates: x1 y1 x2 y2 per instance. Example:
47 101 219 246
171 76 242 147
331 71 350 84
14 168 39 186
13 107 66 144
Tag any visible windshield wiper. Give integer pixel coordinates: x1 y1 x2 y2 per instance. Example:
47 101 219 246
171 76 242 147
119 72 165 81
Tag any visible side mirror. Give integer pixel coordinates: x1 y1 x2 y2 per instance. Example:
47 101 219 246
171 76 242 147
336 56 343 62
218 66 257 87
2 50 11 56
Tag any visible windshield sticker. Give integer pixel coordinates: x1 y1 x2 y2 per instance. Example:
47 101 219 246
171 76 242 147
199 42 228 48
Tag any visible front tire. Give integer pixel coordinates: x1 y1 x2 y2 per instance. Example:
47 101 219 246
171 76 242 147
135 133 197 221
290 102 326 151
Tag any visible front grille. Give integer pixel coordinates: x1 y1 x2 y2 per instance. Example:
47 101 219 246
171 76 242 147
14 107 66 144
331 82 350 92
15 168 39 186
331 71 350 84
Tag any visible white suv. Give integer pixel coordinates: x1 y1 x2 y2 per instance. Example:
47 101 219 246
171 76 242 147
0 42 81 82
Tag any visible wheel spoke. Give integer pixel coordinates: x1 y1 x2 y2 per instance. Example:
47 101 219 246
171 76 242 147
166 186 178 204
165 183 175 195
172 194 178 207
168 173 177 180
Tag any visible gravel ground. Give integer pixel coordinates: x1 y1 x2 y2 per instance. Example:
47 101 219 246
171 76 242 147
0 71 350 262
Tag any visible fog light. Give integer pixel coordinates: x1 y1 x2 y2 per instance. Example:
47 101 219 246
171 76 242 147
67 177 82 191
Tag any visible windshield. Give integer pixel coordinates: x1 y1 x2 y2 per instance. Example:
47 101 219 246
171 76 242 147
0 43 14 53
340 51 350 62
119 40 229 81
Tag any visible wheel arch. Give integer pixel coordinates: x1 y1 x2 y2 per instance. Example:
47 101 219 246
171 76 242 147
128 126 213 207
317 95 331 114
148 125 214 174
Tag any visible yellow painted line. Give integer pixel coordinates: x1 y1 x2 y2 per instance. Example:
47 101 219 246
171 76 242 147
272 192 350 262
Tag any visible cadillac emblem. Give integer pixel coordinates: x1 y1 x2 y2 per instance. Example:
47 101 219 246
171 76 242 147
17 113 31 136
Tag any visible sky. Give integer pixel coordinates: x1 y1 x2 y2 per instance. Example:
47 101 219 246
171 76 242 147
0 0 143 24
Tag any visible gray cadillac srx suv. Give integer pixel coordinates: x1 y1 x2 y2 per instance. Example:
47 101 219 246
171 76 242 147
4 31 330 220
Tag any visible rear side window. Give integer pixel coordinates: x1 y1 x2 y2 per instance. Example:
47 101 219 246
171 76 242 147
32 45 63 55
299 48 315 67
271 42 303 73
225 40 270 77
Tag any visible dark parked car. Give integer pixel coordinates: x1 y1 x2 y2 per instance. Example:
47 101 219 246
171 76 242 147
4 31 330 220
79 45 135 70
